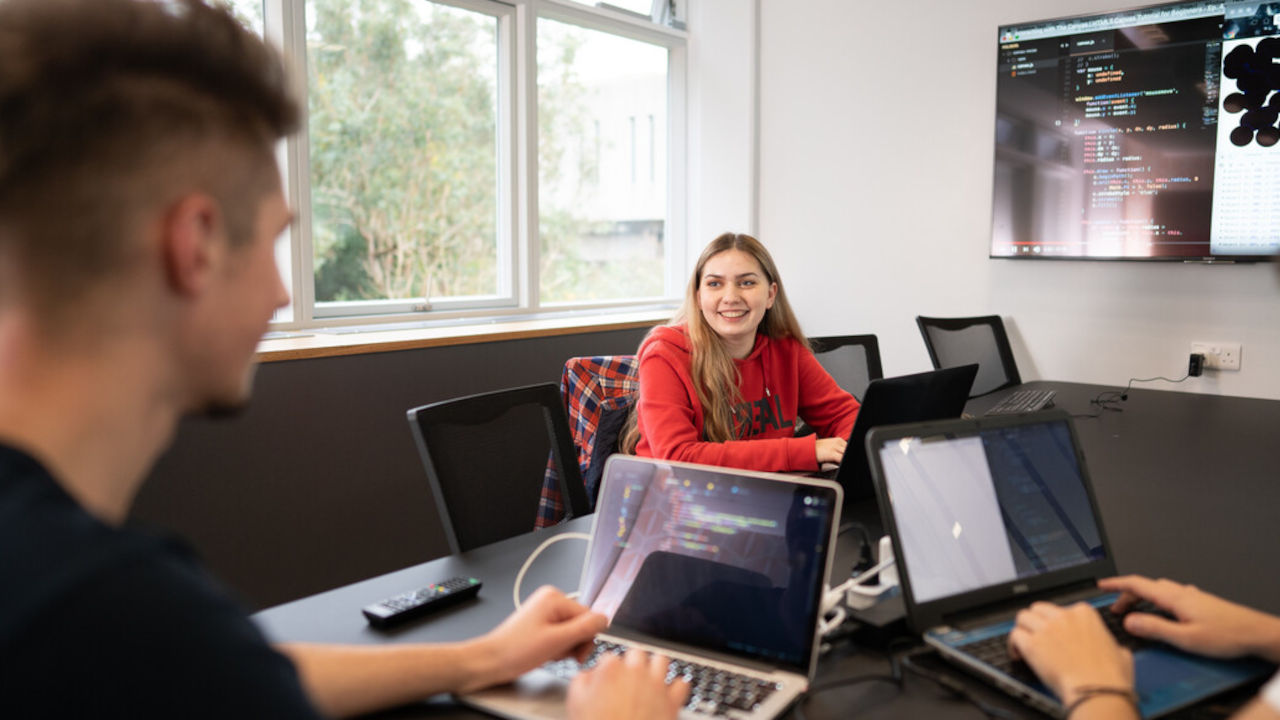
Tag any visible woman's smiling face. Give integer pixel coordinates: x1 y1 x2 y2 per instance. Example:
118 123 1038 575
697 249 777 358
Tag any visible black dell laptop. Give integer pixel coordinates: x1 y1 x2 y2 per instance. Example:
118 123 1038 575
820 364 978 503
865 411 1273 718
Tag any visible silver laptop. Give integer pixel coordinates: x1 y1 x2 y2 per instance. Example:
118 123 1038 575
462 455 843 719
865 410 1271 718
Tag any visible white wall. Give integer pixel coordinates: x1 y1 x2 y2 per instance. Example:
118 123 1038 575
755 0 1280 400
687 0 758 266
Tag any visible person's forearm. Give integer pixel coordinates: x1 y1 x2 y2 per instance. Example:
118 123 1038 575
1247 614 1280 665
278 641 495 718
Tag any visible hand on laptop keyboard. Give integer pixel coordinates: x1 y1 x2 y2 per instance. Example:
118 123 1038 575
1096 600 1172 650
568 647 690 720
551 639 783 717
815 436 847 465
1006 601 1137 710
991 575 1280 718
1099 575 1280 663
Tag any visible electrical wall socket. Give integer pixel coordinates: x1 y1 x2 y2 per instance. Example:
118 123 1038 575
1190 341 1242 371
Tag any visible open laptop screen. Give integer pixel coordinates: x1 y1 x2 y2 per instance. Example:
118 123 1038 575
581 457 839 673
876 416 1105 604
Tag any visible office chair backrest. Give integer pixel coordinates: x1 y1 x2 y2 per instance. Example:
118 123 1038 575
809 334 884 400
915 315 1021 398
406 383 589 555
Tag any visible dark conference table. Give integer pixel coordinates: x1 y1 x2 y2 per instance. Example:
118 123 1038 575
254 381 1280 718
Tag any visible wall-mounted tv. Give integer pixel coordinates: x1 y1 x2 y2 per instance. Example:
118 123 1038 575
991 0 1280 262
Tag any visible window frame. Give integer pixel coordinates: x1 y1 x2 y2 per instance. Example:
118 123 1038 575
260 0 687 330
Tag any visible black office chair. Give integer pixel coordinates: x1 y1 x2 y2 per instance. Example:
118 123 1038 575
406 383 590 555
915 315 1021 398
809 334 883 400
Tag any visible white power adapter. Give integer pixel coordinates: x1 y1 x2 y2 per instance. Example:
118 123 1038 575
819 535 901 635
844 536 898 610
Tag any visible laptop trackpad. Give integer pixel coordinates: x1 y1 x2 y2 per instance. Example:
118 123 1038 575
460 669 570 720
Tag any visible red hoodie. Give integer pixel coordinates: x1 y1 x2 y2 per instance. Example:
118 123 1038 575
633 324 860 472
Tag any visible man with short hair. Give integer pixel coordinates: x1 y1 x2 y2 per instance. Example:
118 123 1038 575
0 0 686 717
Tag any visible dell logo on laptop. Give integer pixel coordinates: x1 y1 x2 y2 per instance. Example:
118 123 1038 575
1012 584 1030 594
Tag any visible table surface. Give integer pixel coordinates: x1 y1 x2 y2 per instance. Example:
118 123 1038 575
255 380 1280 718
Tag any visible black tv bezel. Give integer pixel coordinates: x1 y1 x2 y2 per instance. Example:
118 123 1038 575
988 0 1279 264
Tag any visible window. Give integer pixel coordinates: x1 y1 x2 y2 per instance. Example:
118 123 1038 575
306 0 504 316
240 0 686 328
537 18 668 304
224 0 264 35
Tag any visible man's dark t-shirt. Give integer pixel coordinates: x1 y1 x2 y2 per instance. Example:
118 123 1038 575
0 444 322 718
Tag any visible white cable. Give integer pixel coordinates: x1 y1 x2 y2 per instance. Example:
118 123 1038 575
818 605 846 636
826 555 898 599
819 556 890 632
512 532 591 609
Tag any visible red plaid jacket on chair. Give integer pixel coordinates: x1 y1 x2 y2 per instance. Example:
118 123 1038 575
536 355 639 528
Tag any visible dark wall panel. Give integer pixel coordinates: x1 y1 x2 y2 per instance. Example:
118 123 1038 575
129 326 651 610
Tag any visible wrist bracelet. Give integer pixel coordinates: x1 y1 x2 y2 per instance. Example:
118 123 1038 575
1064 685 1139 718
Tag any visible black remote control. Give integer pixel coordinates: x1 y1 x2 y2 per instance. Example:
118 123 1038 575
361 576 482 629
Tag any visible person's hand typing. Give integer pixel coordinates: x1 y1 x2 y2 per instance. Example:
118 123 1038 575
1007 601 1135 713
568 649 689 720
461 586 606 693
1101 575 1280 664
815 436 847 465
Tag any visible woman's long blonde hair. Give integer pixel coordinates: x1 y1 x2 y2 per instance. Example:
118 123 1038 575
622 233 807 452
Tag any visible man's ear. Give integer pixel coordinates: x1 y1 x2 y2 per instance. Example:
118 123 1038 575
160 193 223 297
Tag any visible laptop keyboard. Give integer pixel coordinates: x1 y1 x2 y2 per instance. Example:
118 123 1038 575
542 638 782 716
958 601 1166 685
984 389 1057 416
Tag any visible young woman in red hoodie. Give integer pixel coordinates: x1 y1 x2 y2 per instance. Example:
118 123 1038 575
621 233 860 472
